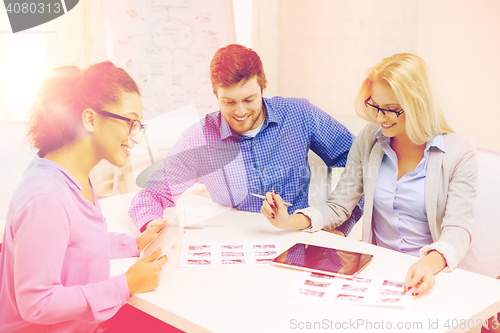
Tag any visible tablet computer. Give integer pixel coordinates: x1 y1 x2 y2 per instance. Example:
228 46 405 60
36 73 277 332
139 214 185 259
271 243 373 278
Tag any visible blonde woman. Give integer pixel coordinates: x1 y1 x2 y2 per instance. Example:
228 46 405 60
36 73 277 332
261 53 478 296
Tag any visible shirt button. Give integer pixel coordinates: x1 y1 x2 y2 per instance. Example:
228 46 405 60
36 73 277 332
254 142 257 145
260 169 263 173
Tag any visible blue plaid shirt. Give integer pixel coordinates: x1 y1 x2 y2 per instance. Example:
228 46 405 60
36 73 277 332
129 97 363 233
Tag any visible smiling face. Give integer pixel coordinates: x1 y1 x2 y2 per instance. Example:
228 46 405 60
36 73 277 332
216 76 266 135
94 92 144 168
371 80 406 140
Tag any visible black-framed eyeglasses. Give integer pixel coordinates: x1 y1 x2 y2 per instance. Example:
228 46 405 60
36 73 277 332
365 97 405 118
95 109 147 136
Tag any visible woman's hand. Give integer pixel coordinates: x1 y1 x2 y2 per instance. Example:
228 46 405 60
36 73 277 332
125 248 168 295
259 191 311 230
137 220 167 252
404 250 446 296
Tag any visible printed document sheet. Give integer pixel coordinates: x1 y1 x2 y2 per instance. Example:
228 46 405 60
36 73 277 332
289 271 411 308
180 242 281 267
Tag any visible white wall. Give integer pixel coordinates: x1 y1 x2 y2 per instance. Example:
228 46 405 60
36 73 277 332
1 0 499 209
416 0 500 149
233 0 253 47
0 0 252 203
0 0 108 122
3 1 498 135
252 0 500 149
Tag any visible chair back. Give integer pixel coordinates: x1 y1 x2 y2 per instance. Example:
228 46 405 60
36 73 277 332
308 150 333 207
130 104 200 183
458 146 500 278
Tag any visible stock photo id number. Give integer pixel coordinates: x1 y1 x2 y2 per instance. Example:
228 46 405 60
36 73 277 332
3 0 80 33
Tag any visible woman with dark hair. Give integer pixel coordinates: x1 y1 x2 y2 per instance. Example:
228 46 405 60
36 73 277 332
0 61 168 332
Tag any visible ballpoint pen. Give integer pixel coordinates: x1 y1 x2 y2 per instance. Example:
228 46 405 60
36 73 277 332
250 193 293 206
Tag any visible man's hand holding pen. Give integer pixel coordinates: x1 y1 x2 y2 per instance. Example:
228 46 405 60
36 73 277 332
259 191 311 230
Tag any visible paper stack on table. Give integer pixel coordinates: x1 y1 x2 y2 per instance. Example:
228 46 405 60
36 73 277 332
289 271 411 308
180 242 281 267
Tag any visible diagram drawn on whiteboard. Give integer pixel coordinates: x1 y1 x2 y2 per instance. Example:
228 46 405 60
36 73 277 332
104 0 235 120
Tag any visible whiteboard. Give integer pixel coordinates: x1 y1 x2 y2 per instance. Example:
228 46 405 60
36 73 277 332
103 0 236 120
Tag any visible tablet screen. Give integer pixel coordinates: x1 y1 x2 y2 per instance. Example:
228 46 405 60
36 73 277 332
271 243 373 277
140 214 184 259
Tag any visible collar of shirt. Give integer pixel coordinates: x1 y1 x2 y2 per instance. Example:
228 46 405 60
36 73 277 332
219 97 280 141
241 120 264 137
33 153 83 191
373 128 446 157
372 128 445 256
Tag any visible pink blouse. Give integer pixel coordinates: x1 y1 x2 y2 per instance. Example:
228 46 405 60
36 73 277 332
0 156 139 332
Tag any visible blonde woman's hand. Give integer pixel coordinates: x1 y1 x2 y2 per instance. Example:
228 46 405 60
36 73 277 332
260 191 311 230
404 250 446 296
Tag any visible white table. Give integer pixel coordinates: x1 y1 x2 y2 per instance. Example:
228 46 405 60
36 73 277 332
105 192 500 333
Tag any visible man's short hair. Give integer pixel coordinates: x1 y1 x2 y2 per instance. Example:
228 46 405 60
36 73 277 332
210 44 267 94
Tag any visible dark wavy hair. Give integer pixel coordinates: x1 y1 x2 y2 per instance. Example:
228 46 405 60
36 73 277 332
27 61 139 156
210 44 266 94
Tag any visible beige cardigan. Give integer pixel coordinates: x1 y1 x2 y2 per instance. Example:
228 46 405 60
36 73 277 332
311 123 478 270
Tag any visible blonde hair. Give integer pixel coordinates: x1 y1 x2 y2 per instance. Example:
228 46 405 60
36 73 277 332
355 53 453 145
